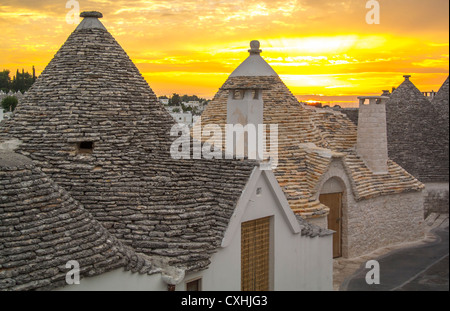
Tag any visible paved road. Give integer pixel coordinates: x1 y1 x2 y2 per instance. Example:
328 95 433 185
341 226 449 291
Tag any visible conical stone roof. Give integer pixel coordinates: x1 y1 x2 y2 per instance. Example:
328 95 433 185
0 149 159 291
1 11 174 160
200 42 424 219
0 12 257 272
432 76 449 107
430 76 449 182
386 75 448 182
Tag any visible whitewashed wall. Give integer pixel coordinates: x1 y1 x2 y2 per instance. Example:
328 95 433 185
59 170 333 291
182 170 333 291
58 269 167 291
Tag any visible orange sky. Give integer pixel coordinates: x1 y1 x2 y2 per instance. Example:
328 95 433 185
0 0 448 106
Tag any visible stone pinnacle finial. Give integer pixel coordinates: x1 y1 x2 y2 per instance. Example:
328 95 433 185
80 11 103 18
249 40 262 55
403 75 411 81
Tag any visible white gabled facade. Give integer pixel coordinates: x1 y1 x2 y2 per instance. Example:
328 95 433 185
60 167 333 291
183 168 333 291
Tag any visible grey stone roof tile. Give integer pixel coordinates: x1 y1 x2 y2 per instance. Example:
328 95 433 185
386 76 449 182
200 75 424 217
0 13 257 274
0 151 159 291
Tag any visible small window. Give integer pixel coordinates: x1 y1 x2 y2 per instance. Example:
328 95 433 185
233 90 244 100
186 278 202 291
77 141 94 154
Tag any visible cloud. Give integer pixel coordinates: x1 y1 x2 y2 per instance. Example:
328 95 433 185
0 0 448 98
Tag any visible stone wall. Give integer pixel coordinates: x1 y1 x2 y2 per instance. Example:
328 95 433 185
315 159 424 259
346 191 425 258
424 183 449 217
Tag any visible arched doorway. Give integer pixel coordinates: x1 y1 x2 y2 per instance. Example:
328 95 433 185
319 177 345 258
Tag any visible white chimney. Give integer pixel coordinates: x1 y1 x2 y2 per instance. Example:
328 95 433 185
356 96 390 174
226 87 264 159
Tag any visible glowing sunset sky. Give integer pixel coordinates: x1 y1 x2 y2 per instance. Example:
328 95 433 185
0 0 448 106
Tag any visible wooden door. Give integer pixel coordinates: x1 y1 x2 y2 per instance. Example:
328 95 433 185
241 217 270 291
319 193 342 258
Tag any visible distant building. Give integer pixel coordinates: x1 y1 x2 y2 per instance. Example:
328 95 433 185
186 101 200 108
171 111 193 126
0 91 25 103
159 98 169 105
165 106 180 113
422 90 437 101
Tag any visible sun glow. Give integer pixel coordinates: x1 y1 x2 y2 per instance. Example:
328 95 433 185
0 0 448 104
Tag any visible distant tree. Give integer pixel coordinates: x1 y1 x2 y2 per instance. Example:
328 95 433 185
166 93 208 107
181 103 193 113
159 95 169 100
0 70 11 92
1 96 18 112
0 67 36 93
170 93 181 106
11 69 35 93
172 108 181 113
181 94 190 103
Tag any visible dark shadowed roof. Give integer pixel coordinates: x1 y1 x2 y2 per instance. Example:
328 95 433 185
0 150 159 291
430 76 449 181
386 76 449 182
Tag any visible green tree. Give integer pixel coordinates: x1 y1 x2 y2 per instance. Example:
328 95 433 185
1 96 18 112
170 93 181 106
181 94 189 103
0 70 11 92
0 67 36 93
181 103 192 113
11 69 35 93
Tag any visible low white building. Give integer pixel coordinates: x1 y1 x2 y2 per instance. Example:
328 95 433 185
185 101 201 108
171 111 193 126
159 98 169 105
57 168 333 291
